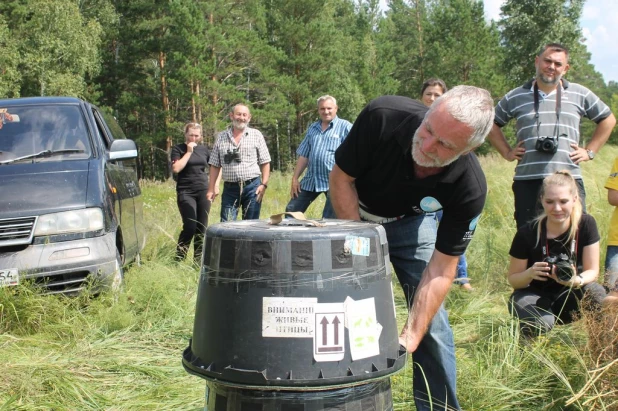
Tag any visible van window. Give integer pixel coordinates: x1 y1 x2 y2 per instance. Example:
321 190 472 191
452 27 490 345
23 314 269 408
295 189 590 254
92 110 112 149
0 105 91 163
101 111 127 140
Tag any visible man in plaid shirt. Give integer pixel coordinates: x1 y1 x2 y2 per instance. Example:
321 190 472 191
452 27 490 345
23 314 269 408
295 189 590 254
285 95 352 218
207 104 271 221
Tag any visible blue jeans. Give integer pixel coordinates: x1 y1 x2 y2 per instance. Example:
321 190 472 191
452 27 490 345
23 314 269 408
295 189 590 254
436 211 469 285
605 246 618 289
220 178 262 222
382 213 461 411
285 189 335 219
455 255 469 285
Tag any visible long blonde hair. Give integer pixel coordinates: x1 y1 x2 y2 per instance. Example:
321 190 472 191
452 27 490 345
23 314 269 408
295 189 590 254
535 170 582 246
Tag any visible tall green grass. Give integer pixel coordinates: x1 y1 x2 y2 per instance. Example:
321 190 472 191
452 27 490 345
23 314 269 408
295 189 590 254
1 146 618 410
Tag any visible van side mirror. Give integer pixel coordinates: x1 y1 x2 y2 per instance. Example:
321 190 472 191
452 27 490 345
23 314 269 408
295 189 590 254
109 139 138 160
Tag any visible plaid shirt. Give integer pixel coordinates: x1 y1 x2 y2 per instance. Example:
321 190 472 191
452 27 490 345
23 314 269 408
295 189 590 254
297 116 352 192
209 126 271 182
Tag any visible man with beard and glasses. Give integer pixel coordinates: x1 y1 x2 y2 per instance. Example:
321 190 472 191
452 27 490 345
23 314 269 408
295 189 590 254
207 104 271 221
488 42 615 228
330 85 494 411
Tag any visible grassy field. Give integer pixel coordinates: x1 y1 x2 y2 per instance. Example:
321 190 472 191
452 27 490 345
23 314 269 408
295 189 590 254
2 145 618 410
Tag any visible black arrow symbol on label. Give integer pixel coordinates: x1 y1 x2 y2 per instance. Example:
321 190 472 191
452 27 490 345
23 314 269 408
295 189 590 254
320 317 329 345
332 316 341 345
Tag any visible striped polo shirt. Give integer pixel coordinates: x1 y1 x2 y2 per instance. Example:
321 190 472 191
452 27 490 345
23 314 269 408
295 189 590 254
209 126 271 182
297 116 352 192
494 79 611 180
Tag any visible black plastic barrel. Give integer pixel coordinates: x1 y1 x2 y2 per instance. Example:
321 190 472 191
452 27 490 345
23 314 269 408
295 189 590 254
183 218 406 388
204 378 394 411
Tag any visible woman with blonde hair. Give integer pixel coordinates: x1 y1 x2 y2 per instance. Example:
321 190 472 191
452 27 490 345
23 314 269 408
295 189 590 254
171 122 213 265
507 170 606 337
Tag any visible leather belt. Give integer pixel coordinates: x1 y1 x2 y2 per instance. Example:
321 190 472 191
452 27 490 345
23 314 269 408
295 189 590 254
358 207 405 224
226 177 259 186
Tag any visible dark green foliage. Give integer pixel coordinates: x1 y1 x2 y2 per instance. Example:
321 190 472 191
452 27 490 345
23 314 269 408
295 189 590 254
0 0 105 97
0 15 21 98
424 0 507 94
498 0 585 85
0 0 616 173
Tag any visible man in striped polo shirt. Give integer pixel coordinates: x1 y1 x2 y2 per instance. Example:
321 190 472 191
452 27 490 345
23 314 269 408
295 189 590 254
207 104 271 221
488 42 616 228
286 95 352 218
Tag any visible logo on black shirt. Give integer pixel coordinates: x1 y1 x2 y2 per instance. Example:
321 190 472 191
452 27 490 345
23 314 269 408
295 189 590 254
420 196 443 212
469 214 481 230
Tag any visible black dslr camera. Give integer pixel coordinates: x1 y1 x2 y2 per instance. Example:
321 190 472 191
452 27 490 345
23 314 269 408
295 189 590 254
535 136 558 154
224 148 241 164
544 253 575 282
535 133 567 154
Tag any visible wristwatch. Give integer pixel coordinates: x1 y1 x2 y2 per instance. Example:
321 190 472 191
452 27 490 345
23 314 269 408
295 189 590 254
261 183 268 189
586 149 595 160
577 274 584 288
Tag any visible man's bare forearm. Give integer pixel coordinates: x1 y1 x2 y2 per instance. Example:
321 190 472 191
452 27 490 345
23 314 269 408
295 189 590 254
586 113 616 153
292 156 309 181
400 251 458 352
487 124 511 158
329 164 360 220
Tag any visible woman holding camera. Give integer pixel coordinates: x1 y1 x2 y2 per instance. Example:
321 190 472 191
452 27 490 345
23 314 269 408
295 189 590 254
171 122 214 265
507 170 606 337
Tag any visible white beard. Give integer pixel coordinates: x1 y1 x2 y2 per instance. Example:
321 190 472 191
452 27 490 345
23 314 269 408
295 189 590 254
233 120 248 130
411 129 459 168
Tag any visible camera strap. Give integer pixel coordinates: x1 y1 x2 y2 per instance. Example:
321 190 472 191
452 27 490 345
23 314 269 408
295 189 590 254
541 220 577 262
534 81 562 139
533 81 562 120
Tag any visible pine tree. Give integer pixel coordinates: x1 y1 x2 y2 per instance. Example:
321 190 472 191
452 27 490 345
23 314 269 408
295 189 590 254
499 0 585 85
424 0 506 96
0 0 104 97
0 15 21 98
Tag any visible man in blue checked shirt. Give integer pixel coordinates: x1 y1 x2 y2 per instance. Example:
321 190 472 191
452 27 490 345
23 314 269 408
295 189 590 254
286 95 352 218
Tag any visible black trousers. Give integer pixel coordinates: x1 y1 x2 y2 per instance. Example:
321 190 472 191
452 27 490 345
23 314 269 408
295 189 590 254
509 282 606 337
512 179 586 228
176 190 210 264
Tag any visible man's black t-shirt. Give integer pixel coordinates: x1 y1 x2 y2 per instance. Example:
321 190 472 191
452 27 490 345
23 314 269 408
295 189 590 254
334 95 487 256
509 214 600 294
171 144 210 192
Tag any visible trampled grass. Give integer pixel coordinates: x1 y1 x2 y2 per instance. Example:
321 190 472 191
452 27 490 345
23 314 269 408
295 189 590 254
2 146 618 410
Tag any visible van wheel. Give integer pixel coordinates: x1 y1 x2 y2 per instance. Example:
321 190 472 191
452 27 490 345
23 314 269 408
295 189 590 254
111 250 124 293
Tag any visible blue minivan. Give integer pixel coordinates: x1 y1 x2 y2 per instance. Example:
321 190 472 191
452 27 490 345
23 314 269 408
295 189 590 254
0 97 144 294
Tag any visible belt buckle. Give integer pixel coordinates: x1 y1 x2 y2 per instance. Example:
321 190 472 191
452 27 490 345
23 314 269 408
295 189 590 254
359 208 404 224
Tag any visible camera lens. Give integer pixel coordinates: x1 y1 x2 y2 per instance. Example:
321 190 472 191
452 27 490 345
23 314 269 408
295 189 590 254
542 140 554 151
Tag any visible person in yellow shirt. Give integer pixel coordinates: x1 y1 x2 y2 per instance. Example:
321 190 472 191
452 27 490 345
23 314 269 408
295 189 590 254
604 158 618 304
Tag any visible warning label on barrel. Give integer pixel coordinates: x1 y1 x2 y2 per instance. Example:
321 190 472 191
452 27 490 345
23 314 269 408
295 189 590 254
313 303 346 362
262 297 317 338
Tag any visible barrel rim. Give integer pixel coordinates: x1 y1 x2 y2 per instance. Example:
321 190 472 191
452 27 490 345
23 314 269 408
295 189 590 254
182 345 407 390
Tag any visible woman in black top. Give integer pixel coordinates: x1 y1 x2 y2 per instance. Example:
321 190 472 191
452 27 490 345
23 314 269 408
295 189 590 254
171 123 213 265
507 170 606 337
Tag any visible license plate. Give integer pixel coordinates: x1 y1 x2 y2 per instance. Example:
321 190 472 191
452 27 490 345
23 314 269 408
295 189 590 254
0 268 19 287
